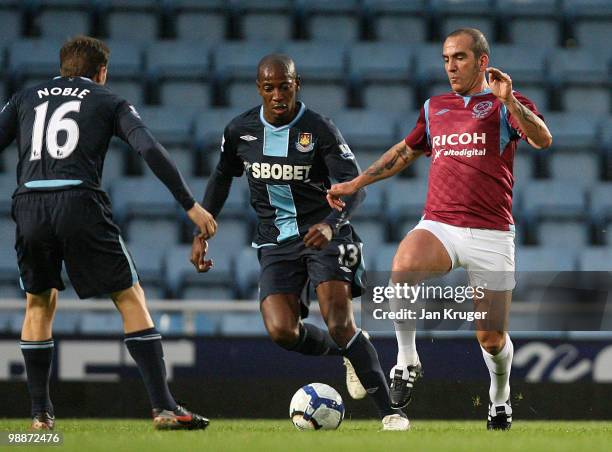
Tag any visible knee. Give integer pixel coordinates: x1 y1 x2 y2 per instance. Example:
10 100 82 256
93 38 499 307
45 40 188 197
26 290 57 315
392 254 427 283
478 331 505 355
266 322 300 350
327 320 355 348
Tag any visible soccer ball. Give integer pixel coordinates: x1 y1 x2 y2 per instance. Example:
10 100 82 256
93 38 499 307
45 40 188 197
289 383 345 430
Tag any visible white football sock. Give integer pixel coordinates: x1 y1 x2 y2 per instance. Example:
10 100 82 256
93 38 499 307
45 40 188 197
389 280 419 372
481 333 513 404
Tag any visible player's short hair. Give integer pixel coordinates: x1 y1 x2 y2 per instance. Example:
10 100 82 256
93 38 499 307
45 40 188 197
60 36 110 79
446 28 490 59
257 54 298 81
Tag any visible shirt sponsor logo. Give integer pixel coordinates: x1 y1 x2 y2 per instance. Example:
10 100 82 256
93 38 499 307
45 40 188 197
432 133 486 147
296 132 314 152
249 162 312 181
472 101 494 119
240 135 258 142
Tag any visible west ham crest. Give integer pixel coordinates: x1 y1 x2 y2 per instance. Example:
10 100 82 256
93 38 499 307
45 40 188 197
296 132 314 152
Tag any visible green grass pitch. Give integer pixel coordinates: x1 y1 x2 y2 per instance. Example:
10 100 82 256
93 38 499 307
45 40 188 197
1 419 611 452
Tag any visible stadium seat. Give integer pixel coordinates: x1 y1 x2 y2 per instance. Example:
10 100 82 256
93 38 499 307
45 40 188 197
386 179 428 223
488 45 547 85
220 313 266 335
134 106 195 146
110 177 180 223
280 42 346 82
0 173 16 215
182 285 235 300
352 220 387 259
159 81 212 108
104 80 144 105
9 39 62 78
37 9 89 38
351 182 387 220
564 0 612 50
240 0 293 41
415 44 448 85
227 80 264 110
101 40 143 79
498 0 560 47
81 313 124 334
349 43 413 83
0 9 20 40
188 176 250 220
297 83 348 115
146 41 210 80
433 0 496 41
332 110 397 150
365 0 427 43
578 247 612 271
363 84 416 113
52 312 81 334
549 152 600 188
234 246 260 298
152 313 184 335
521 181 586 219
517 87 548 113
538 220 590 248
512 152 534 184
371 243 399 272
194 108 242 151
105 0 159 41
589 183 612 244
214 41 281 81
544 113 599 150
173 0 227 41
299 0 362 42
194 313 222 334
126 219 180 247
515 247 578 272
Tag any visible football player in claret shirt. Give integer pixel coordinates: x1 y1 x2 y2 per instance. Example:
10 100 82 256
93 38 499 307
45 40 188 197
328 28 552 430
0 36 216 430
190 54 410 430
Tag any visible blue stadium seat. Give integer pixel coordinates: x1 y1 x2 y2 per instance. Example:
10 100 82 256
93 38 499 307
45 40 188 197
241 0 293 41
564 0 612 50
433 0 496 41
194 108 242 150
81 313 124 334
498 0 560 47
349 43 413 82
105 0 159 41
128 242 166 280
195 313 222 334
544 113 599 150
214 41 281 80
299 0 361 42
102 40 143 79
126 219 180 247
234 246 259 298
159 81 212 108
538 220 590 248
578 247 612 271
182 285 235 300
515 246 578 271
365 0 427 43
332 110 397 150
352 220 387 257
9 39 62 78
512 152 534 184
281 42 347 82
0 246 19 287
549 151 600 188
9 312 24 333
189 176 250 219
135 106 195 146
173 0 227 41
104 80 144 105
363 84 416 112
297 83 348 115
386 179 429 223
208 219 250 253
52 312 81 334
590 183 612 219
37 9 89 37
415 44 448 84
110 177 180 223
0 9 20 39
517 87 548 112
521 181 586 219
220 313 266 335
227 80 264 110
152 313 184 335
488 45 547 85
146 41 210 80
351 182 387 220
0 171 17 215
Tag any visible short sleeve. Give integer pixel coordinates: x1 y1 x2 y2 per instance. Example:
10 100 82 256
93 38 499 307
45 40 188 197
404 106 431 156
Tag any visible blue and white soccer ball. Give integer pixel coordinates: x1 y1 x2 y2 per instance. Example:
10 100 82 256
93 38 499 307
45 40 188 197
289 383 345 430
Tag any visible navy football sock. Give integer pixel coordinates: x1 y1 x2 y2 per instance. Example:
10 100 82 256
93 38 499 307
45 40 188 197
342 330 398 418
124 328 177 411
20 339 54 417
290 322 341 356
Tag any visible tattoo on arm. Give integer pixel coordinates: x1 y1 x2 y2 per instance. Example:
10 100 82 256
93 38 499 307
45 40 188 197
513 98 543 132
365 144 417 178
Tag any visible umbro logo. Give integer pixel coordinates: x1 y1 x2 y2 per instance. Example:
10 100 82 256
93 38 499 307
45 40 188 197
240 135 258 142
340 266 351 273
435 109 450 116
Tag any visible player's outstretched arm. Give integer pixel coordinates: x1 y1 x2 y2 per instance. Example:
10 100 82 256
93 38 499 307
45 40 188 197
326 140 422 210
487 67 552 149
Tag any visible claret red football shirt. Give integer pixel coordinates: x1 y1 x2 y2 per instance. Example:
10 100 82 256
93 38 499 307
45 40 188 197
404 89 543 231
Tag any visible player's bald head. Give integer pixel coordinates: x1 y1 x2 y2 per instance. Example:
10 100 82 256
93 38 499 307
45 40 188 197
446 28 490 60
257 54 298 81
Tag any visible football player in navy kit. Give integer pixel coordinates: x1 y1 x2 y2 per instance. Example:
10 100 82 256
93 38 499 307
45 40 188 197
0 36 214 430
190 54 409 430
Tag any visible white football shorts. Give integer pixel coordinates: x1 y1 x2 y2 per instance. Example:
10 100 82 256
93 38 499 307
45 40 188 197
412 219 516 291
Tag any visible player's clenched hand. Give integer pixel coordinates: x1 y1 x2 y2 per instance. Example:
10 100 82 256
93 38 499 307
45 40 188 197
487 67 513 104
187 203 217 239
190 236 214 272
326 181 357 211
304 223 333 250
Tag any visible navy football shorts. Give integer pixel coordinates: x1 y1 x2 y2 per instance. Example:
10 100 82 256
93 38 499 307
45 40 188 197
12 189 138 298
257 224 366 316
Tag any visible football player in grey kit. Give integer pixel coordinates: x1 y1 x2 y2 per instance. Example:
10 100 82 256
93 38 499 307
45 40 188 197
190 54 409 430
